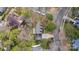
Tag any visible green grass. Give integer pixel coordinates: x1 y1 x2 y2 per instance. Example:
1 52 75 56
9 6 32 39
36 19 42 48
64 22 79 39
40 39 50 49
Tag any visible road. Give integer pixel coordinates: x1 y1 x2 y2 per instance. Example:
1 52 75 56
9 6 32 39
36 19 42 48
51 7 71 51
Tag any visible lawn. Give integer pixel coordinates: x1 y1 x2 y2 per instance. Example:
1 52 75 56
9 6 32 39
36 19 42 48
64 22 79 39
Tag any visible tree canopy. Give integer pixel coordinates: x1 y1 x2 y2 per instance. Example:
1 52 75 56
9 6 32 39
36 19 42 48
45 21 56 33
46 13 53 21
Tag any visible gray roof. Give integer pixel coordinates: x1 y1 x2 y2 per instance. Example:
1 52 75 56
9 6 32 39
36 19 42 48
35 22 43 34
74 20 79 27
7 13 19 26
72 39 79 49
0 7 6 13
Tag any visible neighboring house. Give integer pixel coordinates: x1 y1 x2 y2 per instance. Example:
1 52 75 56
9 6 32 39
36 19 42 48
72 39 79 50
7 12 33 28
31 7 47 15
7 13 20 27
73 19 79 27
0 7 6 14
33 22 43 40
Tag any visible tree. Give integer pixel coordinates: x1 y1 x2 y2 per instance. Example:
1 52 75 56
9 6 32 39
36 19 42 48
3 40 14 50
45 21 56 33
0 29 21 50
11 40 36 51
0 33 4 40
0 28 37 51
6 29 20 41
11 45 21 51
46 13 53 21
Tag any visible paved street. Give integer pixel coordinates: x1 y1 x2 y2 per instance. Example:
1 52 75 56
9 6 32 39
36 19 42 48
51 7 70 51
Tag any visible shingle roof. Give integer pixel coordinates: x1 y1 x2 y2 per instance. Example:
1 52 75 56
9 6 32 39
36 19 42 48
72 39 79 49
0 7 6 13
7 13 19 27
74 20 79 27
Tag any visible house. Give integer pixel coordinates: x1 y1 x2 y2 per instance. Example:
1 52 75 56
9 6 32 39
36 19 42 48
7 12 33 27
73 19 79 27
33 22 54 40
72 39 79 50
7 13 20 27
33 22 43 40
0 7 6 14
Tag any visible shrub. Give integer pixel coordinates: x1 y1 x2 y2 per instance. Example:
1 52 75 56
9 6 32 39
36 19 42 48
46 13 53 21
45 21 56 33
12 40 36 51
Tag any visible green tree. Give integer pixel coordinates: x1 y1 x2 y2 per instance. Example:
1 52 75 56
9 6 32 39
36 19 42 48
0 33 4 40
11 45 21 51
6 29 20 40
0 29 20 50
46 13 53 21
12 39 36 51
3 40 14 51
45 21 56 33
